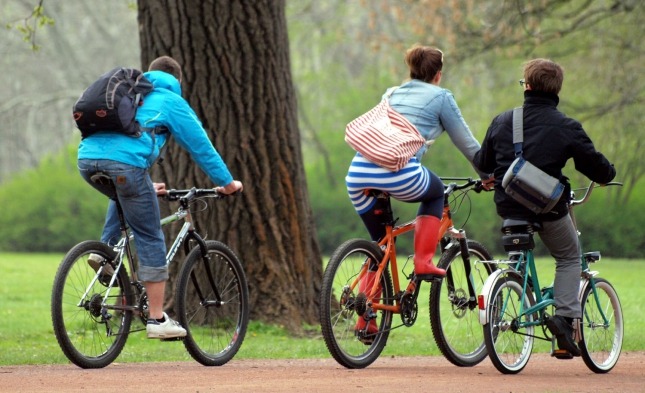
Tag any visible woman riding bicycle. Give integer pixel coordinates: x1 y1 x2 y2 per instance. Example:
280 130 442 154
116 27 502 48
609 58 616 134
345 45 488 336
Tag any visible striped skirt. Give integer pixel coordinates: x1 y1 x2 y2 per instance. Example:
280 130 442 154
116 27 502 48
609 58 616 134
346 153 431 214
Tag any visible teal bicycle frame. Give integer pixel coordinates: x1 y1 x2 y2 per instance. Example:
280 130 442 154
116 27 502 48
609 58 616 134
485 182 619 337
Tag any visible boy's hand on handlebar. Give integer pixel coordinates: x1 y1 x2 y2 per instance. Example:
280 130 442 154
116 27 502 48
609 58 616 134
153 182 167 195
216 180 243 195
482 176 495 191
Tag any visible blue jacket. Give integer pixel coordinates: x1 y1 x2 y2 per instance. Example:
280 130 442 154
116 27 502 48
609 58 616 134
78 70 233 186
385 79 483 175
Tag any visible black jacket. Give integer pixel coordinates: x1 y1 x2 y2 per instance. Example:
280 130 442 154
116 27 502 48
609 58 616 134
473 90 616 221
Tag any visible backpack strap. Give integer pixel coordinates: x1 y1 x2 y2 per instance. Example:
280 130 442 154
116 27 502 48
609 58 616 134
512 106 524 157
141 126 171 166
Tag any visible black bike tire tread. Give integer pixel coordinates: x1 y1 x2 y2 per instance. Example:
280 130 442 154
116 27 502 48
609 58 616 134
176 240 249 366
319 238 393 369
428 240 493 367
51 241 132 369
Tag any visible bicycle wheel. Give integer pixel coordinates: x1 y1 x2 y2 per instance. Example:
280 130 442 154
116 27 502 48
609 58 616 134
319 239 393 369
51 241 133 368
483 274 534 374
176 240 249 366
429 240 494 366
579 278 623 373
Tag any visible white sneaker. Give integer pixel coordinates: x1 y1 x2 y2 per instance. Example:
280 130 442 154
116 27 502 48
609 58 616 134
87 253 115 286
146 313 187 339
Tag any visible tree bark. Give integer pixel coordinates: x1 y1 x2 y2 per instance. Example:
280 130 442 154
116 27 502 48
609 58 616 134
137 0 322 330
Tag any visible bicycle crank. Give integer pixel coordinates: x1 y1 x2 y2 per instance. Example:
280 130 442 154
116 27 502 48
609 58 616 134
400 283 421 326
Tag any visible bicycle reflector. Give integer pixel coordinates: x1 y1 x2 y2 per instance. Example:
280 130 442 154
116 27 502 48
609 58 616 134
477 295 485 310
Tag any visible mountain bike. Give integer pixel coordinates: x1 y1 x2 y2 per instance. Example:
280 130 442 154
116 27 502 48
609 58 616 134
478 182 623 374
320 177 495 369
51 172 249 368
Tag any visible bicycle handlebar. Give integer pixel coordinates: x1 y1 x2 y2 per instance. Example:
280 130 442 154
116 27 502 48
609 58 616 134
440 177 486 196
163 187 233 202
570 181 622 207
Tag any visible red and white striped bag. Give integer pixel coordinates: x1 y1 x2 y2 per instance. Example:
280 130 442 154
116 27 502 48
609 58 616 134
345 87 426 172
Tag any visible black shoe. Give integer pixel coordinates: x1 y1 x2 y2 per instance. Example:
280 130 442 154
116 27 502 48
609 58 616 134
546 315 581 357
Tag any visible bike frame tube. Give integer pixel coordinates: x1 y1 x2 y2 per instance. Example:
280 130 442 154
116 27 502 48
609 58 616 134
359 180 480 315
87 202 194 310
368 212 457 313
497 249 553 329
165 221 192 267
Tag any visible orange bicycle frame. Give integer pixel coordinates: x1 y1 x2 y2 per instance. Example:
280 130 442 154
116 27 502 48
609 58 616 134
350 204 455 314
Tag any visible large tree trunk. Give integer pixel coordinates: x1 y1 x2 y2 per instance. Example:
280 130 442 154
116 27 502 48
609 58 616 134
137 0 322 330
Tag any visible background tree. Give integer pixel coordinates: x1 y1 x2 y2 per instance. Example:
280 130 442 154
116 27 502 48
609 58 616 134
2 1 645 276
137 0 322 330
0 1 139 183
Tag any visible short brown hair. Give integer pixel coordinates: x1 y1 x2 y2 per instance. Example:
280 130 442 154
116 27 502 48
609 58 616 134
523 59 564 95
148 56 182 82
404 46 443 83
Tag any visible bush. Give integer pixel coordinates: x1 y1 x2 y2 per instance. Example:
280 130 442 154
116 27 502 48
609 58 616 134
0 145 107 252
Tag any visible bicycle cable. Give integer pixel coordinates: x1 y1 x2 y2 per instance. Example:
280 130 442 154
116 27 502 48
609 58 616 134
448 187 474 230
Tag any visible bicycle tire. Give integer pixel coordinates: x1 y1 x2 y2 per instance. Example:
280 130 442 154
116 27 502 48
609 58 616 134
483 274 534 374
176 240 249 366
579 278 623 373
319 239 393 369
51 241 133 368
429 240 494 366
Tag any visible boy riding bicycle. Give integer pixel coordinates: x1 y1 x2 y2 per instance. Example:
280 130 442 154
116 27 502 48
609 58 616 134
473 58 615 356
77 56 243 339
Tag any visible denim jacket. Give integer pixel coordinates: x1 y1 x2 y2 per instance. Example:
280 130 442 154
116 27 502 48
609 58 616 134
385 79 483 175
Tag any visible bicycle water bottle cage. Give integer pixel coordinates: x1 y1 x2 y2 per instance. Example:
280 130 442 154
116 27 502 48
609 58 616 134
501 219 542 252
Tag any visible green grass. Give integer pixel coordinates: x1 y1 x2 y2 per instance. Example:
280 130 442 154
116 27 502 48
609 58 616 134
1 252 643 366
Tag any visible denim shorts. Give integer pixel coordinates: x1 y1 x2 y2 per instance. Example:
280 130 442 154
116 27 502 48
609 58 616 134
78 159 168 282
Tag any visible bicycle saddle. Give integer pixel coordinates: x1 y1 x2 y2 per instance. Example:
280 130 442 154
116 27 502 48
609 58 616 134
501 219 542 234
90 172 114 187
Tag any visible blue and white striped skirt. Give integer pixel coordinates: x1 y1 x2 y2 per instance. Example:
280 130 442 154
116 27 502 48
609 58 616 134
346 153 431 214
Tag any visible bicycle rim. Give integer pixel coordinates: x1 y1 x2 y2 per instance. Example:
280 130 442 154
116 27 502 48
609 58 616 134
580 278 623 373
51 241 132 368
483 275 534 374
177 241 249 366
429 240 494 367
320 239 393 369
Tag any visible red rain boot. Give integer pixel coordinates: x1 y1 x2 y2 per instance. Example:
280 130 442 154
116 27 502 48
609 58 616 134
414 215 446 280
354 269 381 343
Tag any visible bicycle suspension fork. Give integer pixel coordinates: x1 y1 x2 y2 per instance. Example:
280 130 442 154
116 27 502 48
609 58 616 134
184 230 225 307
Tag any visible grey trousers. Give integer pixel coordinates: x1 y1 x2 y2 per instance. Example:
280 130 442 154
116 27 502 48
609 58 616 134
537 214 581 319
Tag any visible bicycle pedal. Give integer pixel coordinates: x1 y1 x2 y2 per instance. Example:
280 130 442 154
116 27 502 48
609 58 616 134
552 349 574 360
160 337 185 342
415 274 443 283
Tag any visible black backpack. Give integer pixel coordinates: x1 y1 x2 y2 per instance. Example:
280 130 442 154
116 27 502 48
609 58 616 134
73 67 154 139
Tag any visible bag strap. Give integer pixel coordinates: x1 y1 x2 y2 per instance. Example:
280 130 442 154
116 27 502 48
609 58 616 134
384 86 399 100
512 106 524 157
